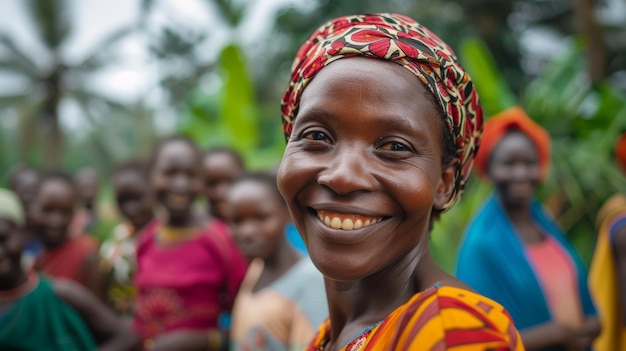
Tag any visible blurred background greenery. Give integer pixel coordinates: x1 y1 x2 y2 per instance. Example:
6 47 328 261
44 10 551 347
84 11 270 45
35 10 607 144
0 0 625 271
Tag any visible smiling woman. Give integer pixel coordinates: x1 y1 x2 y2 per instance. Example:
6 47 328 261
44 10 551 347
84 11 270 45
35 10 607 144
276 13 523 351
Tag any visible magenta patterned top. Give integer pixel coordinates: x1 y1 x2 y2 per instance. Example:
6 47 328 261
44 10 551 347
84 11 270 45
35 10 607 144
132 219 248 341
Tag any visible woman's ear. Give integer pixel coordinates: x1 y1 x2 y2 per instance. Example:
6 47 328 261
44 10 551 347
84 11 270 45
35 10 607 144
433 162 456 210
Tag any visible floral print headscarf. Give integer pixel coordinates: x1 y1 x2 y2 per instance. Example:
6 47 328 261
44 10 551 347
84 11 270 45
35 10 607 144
281 13 483 210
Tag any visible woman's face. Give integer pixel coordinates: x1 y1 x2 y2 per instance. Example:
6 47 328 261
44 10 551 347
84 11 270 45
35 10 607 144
202 152 244 220
227 180 289 262
151 141 203 219
277 57 455 281
31 179 76 247
488 130 541 208
113 170 153 229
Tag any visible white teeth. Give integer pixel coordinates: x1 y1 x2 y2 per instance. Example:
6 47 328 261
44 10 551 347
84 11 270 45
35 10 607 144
354 219 363 229
317 212 383 231
342 218 354 230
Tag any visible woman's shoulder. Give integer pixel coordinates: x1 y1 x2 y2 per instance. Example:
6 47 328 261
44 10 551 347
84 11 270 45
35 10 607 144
384 285 522 350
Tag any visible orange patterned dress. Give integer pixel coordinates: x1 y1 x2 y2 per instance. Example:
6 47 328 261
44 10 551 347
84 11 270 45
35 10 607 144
306 285 524 351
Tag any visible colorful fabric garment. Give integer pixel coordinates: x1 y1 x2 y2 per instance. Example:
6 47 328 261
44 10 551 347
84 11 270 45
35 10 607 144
100 221 141 316
305 285 522 351
525 236 584 327
589 193 626 351
230 258 328 351
281 13 483 210
456 195 596 332
0 273 96 350
39 235 99 288
132 220 248 343
473 106 551 180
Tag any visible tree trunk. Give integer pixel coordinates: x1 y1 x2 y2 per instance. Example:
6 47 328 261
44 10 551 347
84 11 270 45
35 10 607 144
570 0 607 84
42 67 63 169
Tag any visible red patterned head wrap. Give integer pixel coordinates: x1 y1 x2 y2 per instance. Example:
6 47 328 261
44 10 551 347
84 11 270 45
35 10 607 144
615 132 626 174
280 13 483 210
474 106 551 180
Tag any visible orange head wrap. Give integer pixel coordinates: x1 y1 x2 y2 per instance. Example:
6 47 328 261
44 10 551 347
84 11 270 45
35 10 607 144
615 132 626 174
474 106 550 180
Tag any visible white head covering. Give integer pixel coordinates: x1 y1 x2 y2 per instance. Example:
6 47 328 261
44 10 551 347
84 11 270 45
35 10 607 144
0 188 25 226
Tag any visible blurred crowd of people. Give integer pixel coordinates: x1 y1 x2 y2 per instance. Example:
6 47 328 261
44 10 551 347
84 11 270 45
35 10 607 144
0 136 325 351
1 11 626 351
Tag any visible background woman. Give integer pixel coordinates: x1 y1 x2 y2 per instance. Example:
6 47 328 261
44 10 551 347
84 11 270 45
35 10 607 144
228 172 327 351
456 106 599 350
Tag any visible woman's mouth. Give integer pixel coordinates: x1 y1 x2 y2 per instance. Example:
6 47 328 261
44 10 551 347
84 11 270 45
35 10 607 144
317 210 385 231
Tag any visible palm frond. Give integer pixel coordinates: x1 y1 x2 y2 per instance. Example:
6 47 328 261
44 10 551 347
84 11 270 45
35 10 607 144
0 34 41 77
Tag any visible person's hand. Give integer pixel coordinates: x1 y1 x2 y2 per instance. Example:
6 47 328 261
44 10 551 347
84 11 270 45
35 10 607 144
580 316 601 341
558 320 598 351
150 331 208 351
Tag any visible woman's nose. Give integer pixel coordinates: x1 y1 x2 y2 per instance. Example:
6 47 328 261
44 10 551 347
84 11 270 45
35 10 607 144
317 145 377 195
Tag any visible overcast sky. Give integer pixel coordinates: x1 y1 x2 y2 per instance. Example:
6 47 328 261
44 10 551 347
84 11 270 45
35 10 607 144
0 0 307 131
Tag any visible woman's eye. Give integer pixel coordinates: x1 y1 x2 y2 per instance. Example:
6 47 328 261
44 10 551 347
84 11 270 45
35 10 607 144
381 141 409 152
304 131 329 141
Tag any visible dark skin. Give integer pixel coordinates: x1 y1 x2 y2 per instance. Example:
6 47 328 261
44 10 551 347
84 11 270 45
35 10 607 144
202 151 245 221
615 226 626 326
488 131 601 351
148 140 222 351
276 58 461 350
30 178 104 297
0 217 138 351
113 169 154 231
227 178 301 292
75 168 100 211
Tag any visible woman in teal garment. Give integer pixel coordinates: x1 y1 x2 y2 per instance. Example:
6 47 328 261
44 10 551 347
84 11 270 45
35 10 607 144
456 107 599 351
0 188 138 351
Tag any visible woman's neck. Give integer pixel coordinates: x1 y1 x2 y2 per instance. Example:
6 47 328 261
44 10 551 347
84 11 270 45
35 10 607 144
164 211 195 228
323 240 438 348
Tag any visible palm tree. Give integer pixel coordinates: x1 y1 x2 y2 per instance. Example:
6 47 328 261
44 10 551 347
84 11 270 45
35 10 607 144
0 0 134 167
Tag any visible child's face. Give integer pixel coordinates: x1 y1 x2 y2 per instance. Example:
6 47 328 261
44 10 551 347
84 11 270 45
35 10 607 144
151 141 202 218
202 153 244 220
227 181 289 261
277 57 455 281
31 179 76 247
113 170 153 228
0 218 23 277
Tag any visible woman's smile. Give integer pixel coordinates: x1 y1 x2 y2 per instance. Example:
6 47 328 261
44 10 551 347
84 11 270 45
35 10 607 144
315 210 386 231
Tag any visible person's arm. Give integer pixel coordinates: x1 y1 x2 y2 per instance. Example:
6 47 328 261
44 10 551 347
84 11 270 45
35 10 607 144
614 226 626 325
53 279 139 351
521 321 595 351
80 250 106 299
150 329 227 351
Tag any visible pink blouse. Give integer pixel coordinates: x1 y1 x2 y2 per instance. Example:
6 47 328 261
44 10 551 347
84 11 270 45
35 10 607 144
133 220 248 341
525 236 584 327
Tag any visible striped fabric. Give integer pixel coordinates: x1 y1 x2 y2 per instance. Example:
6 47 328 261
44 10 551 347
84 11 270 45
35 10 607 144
306 286 523 351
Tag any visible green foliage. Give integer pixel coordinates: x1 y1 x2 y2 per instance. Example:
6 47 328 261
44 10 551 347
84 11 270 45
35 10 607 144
446 37 626 270
459 38 516 116
180 43 283 170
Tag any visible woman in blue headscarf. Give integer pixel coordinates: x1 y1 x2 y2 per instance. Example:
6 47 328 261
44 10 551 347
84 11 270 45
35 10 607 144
456 107 599 350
